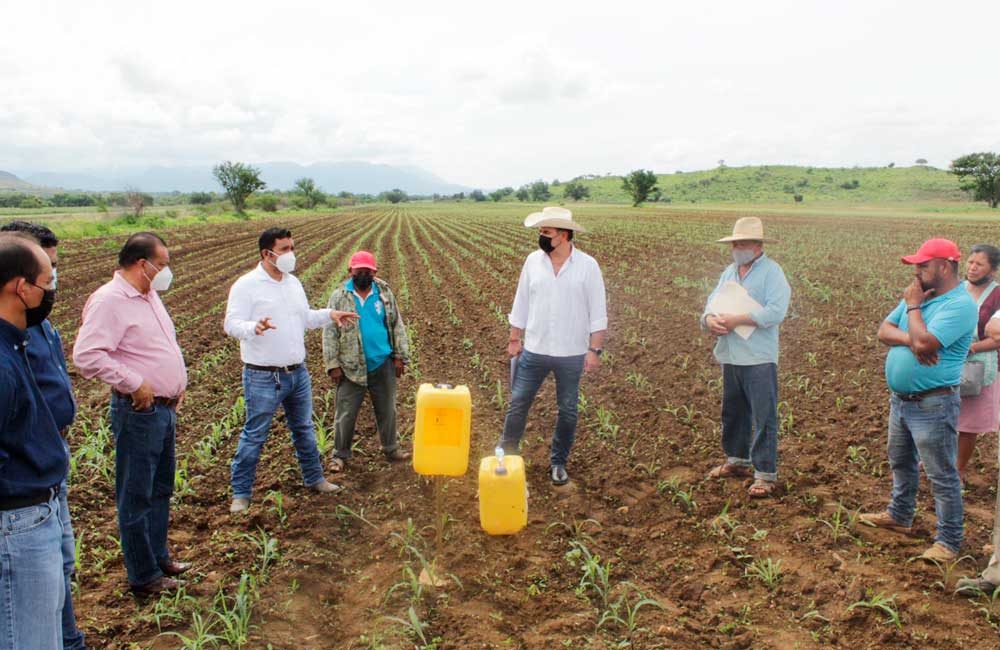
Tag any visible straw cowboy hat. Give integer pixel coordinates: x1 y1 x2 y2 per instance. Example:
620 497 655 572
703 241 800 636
716 216 775 243
523 206 588 233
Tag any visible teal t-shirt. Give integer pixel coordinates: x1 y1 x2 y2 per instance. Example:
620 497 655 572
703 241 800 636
347 279 393 373
884 284 977 394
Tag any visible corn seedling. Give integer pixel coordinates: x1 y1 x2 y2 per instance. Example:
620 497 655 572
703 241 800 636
161 610 221 649
545 518 602 545
846 590 902 629
266 490 288 526
212 573 258 648
241 528 280 579
596 583 664 636
909 553 976 591
745 557 783 590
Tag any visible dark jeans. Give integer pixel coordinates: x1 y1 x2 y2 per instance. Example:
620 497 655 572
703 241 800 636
721 363 779 481
60 439 86 649
333 360 399 459
110 393 176 587
887 390 963 552
230 366 325 500
499 350 585 467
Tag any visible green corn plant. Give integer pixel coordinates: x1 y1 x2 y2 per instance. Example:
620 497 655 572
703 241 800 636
745 558 783 590
266 490 288 527
846 590 902 629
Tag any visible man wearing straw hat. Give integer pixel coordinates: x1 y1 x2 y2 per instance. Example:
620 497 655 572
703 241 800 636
701 217 790 498
500 206 608 486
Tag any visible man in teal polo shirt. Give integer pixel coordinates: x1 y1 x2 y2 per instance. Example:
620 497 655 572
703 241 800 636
861 238 977 563
323 251 411 471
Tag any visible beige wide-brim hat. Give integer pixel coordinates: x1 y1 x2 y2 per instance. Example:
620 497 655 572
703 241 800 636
717 216 775 243
524 206 588 233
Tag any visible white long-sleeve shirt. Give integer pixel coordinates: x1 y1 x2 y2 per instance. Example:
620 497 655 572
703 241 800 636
223 264 331 366
509 246 608 357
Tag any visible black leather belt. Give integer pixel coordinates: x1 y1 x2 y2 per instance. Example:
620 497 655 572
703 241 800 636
112 390 180 409
0 485 59 511
894 386 958 402
246 363 303 373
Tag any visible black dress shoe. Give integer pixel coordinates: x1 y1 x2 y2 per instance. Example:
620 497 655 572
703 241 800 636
130 576 179 596
159 560 191 576
551 465 569 485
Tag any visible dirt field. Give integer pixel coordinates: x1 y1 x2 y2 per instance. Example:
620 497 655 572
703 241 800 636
52 203 1000 648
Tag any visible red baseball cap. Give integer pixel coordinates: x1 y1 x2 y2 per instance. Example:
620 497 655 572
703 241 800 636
349 251 377 271
901 238 962 265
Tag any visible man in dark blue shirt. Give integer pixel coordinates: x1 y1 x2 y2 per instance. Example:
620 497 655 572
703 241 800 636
1 220 86 648
0 231 68 649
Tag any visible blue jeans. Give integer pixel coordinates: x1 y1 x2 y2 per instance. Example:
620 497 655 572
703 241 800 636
110 394 176 587
231 366 325 500
59 443 86 649
499 350 585 467
887 390 964 552
0 492 65 649
721 363 779 481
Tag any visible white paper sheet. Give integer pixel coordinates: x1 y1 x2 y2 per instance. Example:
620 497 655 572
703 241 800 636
707 281 763 340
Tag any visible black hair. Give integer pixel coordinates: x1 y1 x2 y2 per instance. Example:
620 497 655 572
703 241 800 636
559 228 574 241
118 232 167 268
1 220 59 248
259 228 292 252
0 232 43 287
971 244 1000 271
948 260 959 275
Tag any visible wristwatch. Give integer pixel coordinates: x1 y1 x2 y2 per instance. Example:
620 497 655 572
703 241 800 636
588 347 603 356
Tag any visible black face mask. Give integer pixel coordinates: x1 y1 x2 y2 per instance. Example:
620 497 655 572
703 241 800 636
353 273 374 290
538 234 555 254
20 281 56 327
970 274 993 286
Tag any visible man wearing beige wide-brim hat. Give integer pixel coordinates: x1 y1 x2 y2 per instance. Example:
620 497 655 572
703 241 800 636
701 217 790 498
500 206 608 486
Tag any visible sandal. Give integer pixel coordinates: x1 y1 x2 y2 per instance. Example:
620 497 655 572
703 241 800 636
748 479 776 498
708 463 751 479
330 457 346 473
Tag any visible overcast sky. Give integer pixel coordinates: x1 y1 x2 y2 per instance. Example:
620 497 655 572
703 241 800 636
2 0 998 187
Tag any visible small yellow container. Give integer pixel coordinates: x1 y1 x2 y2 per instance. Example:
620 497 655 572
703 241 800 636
479 449 528 535
412 383 472 476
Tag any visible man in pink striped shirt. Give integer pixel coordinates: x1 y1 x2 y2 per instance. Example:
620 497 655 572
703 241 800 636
73 232 189 596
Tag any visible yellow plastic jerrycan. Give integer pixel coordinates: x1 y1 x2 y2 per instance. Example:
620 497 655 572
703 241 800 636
412 383 472 476
478 447 528 535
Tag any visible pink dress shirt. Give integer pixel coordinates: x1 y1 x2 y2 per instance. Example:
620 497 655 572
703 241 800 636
73 271 187 398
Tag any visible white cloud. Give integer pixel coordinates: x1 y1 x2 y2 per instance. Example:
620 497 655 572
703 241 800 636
0 0 997 186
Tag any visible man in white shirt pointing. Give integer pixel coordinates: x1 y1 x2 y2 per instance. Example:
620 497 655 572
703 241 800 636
223 227 357 513
499 207 608 486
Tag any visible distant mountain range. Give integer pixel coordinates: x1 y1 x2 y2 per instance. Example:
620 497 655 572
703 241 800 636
0 170 33 190
8 161 470 195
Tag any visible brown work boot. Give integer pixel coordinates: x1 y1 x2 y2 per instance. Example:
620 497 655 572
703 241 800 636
130 576 179 596
919 542 958 564
311 479 344 494
858 511 911 532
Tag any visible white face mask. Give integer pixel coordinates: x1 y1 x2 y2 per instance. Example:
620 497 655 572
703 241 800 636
143 260 174 292
732 248 757 266
51 267 57 290
269 250 296 274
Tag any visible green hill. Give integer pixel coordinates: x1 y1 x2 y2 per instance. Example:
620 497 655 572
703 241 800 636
563 164 965 204
0 171 33 191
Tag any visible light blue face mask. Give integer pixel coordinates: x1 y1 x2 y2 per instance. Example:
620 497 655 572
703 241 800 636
732 249 757 266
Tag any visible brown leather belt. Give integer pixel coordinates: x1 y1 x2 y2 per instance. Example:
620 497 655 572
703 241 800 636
112 390 180 409
894 386 958 402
